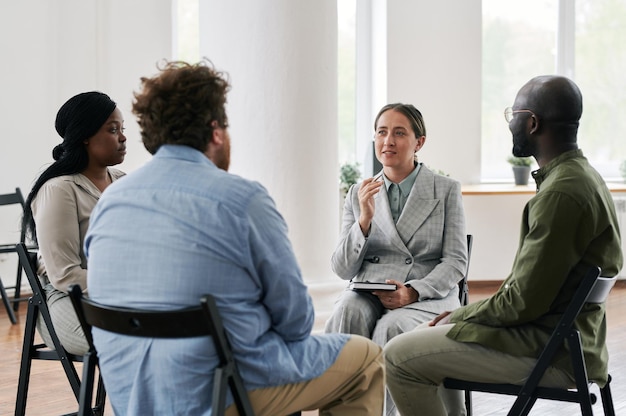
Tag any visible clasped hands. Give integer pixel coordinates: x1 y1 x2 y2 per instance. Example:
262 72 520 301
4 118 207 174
372 279 418 310
372 278 453 326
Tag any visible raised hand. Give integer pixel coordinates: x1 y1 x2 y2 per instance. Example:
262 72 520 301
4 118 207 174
358 176 383 236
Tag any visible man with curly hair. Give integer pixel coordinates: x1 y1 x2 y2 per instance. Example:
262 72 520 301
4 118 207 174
84 59 384 415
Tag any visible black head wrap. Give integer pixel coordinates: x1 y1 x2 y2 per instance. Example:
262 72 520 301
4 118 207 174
52 91 116 160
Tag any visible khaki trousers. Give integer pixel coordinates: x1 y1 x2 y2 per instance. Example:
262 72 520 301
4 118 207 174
384 324 575 416
225 335 384 416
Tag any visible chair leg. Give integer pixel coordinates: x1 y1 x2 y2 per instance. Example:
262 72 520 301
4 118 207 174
508 394 538 416
465 390 472 416
15 301 38 415
93 372 107 416
13 261 24 312
567 334 594 416
212 368 229 415
77 351 98 416
600 375 616 416
0 275 17 324
37 303 83 401
229 370 255 416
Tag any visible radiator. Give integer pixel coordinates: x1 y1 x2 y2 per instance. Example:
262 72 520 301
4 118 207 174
613 196 626 278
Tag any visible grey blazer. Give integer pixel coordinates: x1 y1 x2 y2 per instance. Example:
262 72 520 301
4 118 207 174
331 165 468 314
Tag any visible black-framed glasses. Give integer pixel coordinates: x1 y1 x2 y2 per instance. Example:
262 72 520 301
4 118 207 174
504 107 537 123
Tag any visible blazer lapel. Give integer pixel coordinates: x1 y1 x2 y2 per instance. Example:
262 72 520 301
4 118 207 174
372 183 408 251
397 166 439 243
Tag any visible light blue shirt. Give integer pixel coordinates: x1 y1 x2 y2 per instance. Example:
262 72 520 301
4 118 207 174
382 163 421 222
85 145 348 415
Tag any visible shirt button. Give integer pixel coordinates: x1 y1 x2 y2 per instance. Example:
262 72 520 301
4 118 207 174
405 258 412 264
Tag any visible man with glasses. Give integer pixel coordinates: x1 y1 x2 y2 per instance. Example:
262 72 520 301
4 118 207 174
383 75 623 415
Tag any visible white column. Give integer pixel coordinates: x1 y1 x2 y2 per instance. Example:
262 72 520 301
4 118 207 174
199 1 340 285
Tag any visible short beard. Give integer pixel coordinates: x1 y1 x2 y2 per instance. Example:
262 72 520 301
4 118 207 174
512 132 534 158
213 140 230 171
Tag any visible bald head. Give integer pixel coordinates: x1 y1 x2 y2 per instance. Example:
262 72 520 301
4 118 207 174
510 75 582 163
516 75 582 124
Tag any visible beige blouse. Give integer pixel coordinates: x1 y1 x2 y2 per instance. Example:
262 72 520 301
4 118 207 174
31 168 125 292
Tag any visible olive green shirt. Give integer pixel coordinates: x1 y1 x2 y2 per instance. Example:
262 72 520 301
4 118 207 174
447 149 622 386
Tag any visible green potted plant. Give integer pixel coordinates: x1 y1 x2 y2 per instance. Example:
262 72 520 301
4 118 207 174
507 155 533 185
339 162 361 197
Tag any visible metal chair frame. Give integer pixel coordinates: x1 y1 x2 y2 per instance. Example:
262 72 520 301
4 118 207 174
445 264 616 416
457 234 473 415
14 243 105 416
0 188 34 323
69 285 257 416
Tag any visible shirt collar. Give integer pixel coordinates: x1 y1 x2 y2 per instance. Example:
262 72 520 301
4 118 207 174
532 149 583 189
154 144 216 167
383 163 422 196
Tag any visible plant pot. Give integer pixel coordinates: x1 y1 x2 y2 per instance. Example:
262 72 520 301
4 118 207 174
512 165 531 185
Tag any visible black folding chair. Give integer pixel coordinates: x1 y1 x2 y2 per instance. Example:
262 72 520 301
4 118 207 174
458 234 473 308
0 188 34 323
456 234 473 415
14 243 106 416
444 264 616 416
69 285 262 416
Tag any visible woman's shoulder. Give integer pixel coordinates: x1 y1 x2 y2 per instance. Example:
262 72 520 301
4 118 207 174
32 175 80 211
421 165 460 188
108 167 125 180
40 174 80 190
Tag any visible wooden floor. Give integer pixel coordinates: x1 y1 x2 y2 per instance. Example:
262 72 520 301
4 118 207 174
0 282 624 415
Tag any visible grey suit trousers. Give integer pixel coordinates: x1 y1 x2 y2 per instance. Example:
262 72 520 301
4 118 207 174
36 283 88 355
325 289 465 416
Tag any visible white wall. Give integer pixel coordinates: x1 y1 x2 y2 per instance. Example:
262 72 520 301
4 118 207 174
0 0 172 285
464 194 532 280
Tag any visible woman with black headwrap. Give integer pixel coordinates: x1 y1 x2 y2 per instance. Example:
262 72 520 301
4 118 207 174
22 91 127 354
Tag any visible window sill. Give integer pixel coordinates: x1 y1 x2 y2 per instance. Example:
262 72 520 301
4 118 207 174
462 182 626 195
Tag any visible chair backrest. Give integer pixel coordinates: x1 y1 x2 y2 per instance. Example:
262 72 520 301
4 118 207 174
16 242 72 357
520 264 602 388
587 276 617 304
0 188 27 244
0 188 32 324
552 265 603 333
70 287 215 357
0 188 26 207
68 285 254 415
458 234 473 306
15 243 41 294
68 286 237 369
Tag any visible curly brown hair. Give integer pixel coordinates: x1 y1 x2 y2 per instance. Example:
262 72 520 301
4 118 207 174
132 59 231 155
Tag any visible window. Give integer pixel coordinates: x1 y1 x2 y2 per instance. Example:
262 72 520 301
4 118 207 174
338 0 357 166
482 0 626 181
481 0 557 180
575 0 626 179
